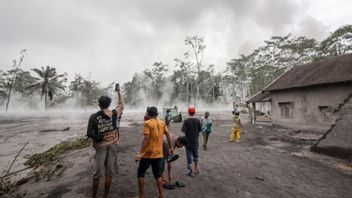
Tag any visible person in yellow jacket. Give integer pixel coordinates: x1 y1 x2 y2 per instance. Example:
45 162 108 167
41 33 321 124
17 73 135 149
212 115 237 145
230 111 243 143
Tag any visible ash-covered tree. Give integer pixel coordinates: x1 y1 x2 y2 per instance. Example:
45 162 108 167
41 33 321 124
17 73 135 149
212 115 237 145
123 73 144 107
171 58 195 104
69 73 84 107
80 77 100 109
143 62 168 102
318 25 352 58
226 55 249 101
185 35 206 104
199 65 223 103
4 69 37 96
0 70 7 102
28 66 67 109
227 34 319 97
4 49 27 112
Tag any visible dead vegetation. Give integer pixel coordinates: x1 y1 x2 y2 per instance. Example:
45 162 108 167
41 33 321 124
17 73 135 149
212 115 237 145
0 138 91 197
24 138 91 182
24 138 90 167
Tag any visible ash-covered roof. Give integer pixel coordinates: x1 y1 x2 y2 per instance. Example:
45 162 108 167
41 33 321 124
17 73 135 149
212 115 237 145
264 54 352 92
247 91 271 103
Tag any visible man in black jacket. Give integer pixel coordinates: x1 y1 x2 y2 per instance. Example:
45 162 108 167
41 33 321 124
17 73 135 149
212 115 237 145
87 87 123 198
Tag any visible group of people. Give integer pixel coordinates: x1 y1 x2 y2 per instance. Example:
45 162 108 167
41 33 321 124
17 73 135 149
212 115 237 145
86 89 243 198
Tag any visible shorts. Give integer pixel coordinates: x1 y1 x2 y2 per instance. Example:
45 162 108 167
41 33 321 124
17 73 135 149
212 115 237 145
137 158 165 179
94 144 118 178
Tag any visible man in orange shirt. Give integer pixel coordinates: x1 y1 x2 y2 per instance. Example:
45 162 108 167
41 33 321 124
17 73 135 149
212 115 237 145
135 106 174 198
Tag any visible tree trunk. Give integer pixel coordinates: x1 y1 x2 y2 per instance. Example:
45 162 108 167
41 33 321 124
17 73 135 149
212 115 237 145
45 94 48 110
188 82 192 104
5 86 13 112
5 69 19 112
76 91 79 107
44 94 48 111
195 82 199 105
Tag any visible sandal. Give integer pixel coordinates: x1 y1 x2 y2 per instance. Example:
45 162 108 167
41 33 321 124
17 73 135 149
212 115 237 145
175 181 186 187
163 183 175 190
187 171 195 177
167 154 179 163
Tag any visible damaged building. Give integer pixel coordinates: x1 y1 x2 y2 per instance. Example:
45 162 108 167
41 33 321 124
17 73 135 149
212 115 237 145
248 54 352 132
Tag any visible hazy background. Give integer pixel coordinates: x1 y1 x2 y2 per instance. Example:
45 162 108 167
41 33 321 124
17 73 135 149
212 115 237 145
1 0 351 86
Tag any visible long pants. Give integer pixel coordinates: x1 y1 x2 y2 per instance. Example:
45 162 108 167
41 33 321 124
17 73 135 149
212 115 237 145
230 128 241 142
203 133 209 148
185 147 198 170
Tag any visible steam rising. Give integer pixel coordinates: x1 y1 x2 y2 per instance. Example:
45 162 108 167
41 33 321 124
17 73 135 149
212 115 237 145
1 0 350 85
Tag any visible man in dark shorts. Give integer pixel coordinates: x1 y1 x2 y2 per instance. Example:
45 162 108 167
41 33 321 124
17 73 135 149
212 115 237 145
135 106 174 198
181 105 202 177
87 87 123 198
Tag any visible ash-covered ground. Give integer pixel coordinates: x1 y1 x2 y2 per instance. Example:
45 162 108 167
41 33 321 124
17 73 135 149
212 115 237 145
1 111 352 198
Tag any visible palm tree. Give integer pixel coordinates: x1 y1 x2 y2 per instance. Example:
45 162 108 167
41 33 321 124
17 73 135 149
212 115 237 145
28 66 66 109
69 74 83 107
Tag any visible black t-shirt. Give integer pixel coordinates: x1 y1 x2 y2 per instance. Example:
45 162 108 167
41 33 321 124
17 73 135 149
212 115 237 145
181 117 202 148
87 110 117 138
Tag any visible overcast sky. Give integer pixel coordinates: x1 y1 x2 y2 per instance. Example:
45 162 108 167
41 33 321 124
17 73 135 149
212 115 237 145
0 0 351 86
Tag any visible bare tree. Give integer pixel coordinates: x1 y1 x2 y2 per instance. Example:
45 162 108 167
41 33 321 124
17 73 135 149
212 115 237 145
5 49 27 112
185 36 206 104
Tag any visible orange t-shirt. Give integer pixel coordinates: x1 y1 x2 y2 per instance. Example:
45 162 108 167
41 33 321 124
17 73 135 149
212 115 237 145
142 118 169 159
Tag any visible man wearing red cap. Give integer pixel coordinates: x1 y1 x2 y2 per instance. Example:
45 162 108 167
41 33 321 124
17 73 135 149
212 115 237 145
181 105 202 176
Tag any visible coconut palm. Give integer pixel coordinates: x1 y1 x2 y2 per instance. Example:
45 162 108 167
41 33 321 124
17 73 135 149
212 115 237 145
28 66 66 109
69 73 83 107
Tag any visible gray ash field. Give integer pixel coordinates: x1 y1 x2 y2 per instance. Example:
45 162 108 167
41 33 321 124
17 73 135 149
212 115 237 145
1 111 352 198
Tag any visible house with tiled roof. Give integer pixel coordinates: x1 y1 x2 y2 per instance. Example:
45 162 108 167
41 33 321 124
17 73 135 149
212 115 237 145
247 54 352 132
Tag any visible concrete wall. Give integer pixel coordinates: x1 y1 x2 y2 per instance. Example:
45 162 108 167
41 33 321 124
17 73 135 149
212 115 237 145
312 94 352 159
317 95 352 149
271 84 352 132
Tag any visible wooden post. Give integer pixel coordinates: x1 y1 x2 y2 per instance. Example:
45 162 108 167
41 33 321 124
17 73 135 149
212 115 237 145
253 102 256 123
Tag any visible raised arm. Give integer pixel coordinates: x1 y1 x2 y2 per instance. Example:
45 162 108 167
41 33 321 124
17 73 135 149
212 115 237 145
115 86 124 117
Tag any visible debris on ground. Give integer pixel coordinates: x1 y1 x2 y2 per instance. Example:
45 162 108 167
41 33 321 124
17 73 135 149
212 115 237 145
39 127 70 132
